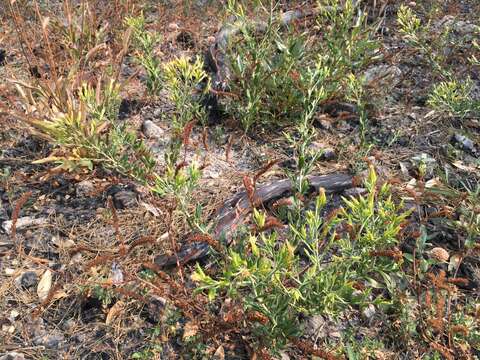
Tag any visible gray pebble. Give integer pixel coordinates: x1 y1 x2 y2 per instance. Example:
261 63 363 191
20 271 38 289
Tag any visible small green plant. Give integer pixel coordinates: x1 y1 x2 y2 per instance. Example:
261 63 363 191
163 56 210 132
345 73 369 145
13 77 156 182
397 5 446 77
153 161 204 233
91 285 115 307
126 14 163 95
428 79 479 118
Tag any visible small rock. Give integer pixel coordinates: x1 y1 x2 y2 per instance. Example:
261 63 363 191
0 352 25 360
20 271 38 289
1 324 15 334
37 269 53 301
167 23 179 31
113 190 137 209
344 187 367 197
308 142 335 160
213 346 225 360
452 133 476 155
1 217 48 235
9 309 20 321
142 120 165 139
0 49 6 66
436 16 479 37
277 351 290 360
33 331 65 348
303 315 326 338
318 118 332 130
363 65 402 90
76 180 95 197
363 304 376 319
321 148 336 161
429 247 450 263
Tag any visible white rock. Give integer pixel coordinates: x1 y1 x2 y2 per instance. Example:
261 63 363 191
1 217 48 235
142 120 165 139
363 304 376 319
364 65 402 90
37 269 52 301
76 180 95 197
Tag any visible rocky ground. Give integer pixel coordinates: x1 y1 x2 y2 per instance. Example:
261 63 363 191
0 0 479 359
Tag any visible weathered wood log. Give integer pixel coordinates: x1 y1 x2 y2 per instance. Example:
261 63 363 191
154 173 352 267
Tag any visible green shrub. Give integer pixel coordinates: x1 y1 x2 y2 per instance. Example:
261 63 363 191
126 14 163 95
14 77 156 182
219 0 380 131
163 56 210 132
193 166 410 353
428 80 479 118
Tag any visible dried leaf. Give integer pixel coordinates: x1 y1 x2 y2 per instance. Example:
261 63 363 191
106 301 125 325
182 321 199 340
141 202 161 216
214 346 225 360
37 269 52 301
430 247 450 263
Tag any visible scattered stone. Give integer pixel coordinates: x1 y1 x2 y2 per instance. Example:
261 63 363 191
344 187 367 197
33 331 65 348
363 304 376 319
142 120 165 139
363 64 402 90
167 23 179 31
436 15 479 37
4 268 15 276
113 190 137 209
51 235 75 249
37 269 53 301
452 133 477 155
303 315 326 338
1 217 48 235
9 309 20 322
277 351 290 360
0 352 25 360
213 346 225 360
20 271 38 289
321 148 336 161
76 180 95 197
429 247 450 263
0 49 6 66
318 118 332 130
308 142 335 160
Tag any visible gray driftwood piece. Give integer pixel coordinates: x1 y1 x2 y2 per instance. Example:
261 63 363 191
154 173 352 267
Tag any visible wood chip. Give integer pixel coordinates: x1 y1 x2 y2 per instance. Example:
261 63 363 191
37 269 52 301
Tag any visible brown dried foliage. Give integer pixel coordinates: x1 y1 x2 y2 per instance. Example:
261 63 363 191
370 248 403 262
429 342 454 360
182 120 197 147
188 233 221 252
11 191 33 240
253 159 279 182
291 339 341 360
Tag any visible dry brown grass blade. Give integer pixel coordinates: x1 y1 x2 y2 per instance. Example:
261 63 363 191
253 159 279 182
11 191 33 241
